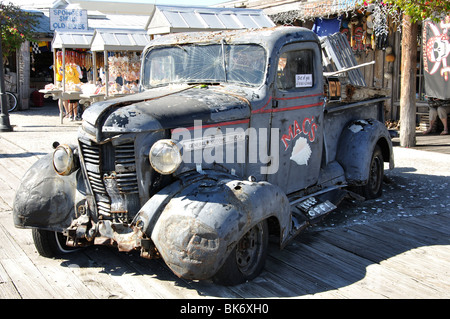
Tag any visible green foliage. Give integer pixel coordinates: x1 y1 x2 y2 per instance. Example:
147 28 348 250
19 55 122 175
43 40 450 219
363 0 450 22
391 0 449 21
0 1 38 60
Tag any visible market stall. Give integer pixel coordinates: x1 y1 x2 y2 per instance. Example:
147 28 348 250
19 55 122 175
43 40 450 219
85 29 150 104
40 30 94 123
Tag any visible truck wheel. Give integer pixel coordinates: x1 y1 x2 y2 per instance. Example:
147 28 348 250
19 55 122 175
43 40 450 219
32 229 78 258
212 220 268 286
355 145 384 199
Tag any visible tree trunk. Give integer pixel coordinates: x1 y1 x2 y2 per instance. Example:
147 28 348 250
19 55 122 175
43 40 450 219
399 14 418 147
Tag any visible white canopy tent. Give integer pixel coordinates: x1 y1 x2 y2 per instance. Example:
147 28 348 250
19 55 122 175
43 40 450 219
90 29 150 52
51 30 94 49
146 5 275 36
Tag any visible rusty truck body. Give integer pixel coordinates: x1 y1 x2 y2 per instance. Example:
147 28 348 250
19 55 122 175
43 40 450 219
13 26 394 285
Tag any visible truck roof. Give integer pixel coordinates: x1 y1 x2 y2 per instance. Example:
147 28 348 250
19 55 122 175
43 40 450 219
145 26 320 50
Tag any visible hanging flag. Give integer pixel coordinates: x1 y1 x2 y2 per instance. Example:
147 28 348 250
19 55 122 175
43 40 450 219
422 16 450 99
31 42 41 54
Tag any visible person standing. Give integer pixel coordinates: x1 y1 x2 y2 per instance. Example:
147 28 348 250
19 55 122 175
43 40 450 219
63 61 83 121
424 99 450 135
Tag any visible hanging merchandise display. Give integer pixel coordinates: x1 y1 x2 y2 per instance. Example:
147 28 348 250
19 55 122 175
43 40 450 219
370 1 389 49
94 52 141 95
360 0 404 50
44 49 92 92
40 30 94 123
340 12 390 53
89 29 149 98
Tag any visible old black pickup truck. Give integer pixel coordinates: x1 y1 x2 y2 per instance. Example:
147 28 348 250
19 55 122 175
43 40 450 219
14 26 393 285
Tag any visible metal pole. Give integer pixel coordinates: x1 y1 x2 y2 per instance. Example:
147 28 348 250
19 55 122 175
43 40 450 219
0 38 13 132
60 47 66 124
104 50 109 97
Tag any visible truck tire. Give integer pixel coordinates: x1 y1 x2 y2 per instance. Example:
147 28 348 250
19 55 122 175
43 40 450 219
212 220 268 286
354 145 384 199
32 229 77 258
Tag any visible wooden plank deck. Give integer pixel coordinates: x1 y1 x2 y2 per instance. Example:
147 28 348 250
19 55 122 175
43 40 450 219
1 207 448 299
1 120 449 299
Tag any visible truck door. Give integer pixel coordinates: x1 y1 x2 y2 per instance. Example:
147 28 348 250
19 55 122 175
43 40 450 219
268 42 324 194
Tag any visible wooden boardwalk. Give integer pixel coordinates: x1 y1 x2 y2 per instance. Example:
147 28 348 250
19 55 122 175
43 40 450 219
1 117 449 299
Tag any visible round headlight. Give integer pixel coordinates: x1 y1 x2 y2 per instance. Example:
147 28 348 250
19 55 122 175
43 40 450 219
53 144 74 176
149 139 182 175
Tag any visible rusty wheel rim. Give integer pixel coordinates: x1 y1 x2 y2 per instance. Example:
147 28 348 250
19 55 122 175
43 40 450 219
235 222 265 276
369 153 383 195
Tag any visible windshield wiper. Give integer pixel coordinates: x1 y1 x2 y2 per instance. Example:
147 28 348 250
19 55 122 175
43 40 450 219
186 82 221 86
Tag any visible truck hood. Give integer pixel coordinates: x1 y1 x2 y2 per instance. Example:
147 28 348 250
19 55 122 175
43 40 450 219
82 85 251 138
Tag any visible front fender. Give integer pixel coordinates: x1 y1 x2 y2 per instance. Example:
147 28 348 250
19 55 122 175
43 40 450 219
336 119 394 185
139 173 290 280
13 153 83 232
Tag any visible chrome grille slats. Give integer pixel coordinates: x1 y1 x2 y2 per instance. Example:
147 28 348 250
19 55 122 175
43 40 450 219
114 143 139 194
114 143 136 171
79 141 107 195
96 200 111 217
79 139 140 220
79 139 111 217
116 173 139 192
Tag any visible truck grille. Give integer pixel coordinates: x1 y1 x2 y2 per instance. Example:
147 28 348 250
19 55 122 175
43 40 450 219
79 139 139 220
114 143 139 194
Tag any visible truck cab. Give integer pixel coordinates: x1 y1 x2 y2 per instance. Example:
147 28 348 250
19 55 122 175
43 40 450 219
14 26 393 285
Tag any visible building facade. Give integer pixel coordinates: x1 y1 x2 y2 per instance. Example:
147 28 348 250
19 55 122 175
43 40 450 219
215 0 427 121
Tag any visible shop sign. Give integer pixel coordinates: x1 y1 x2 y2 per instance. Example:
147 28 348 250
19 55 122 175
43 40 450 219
49 9 88 31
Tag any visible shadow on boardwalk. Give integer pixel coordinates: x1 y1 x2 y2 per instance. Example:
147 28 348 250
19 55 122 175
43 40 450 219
47 209 449 298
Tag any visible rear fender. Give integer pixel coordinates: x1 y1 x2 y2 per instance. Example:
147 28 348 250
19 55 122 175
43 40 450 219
136 172 290 280
13 153 85 232
336 119 393 185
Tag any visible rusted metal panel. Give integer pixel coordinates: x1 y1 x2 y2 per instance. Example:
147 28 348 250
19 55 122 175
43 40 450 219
13 153 80 232
149 174 290 279
336 118 394 184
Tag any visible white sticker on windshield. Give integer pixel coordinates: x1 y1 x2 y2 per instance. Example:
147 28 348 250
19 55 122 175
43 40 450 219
295 74 313 87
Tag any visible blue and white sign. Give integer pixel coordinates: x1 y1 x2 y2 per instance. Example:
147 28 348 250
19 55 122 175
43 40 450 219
50 9 88 31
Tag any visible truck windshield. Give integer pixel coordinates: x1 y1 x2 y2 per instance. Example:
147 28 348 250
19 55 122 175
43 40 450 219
142 44 266 88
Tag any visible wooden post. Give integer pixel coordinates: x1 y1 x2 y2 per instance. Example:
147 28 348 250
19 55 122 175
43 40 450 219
18 41 30 110
0 37 13 131
399 14 418 148
92 52 97 85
